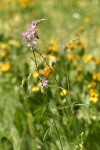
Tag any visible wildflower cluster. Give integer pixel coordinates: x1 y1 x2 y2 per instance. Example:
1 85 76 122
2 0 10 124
0 42 11 72
89 89 98 103
21 20 39 49
21 19 47 50
1 0 100 149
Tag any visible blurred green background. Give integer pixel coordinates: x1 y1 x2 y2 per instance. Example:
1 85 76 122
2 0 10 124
0 0 100 149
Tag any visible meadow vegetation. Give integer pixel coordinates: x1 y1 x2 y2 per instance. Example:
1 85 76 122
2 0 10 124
0 0 100 149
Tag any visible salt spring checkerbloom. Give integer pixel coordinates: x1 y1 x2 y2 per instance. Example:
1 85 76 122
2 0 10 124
40 77 48 89
21 19 47 50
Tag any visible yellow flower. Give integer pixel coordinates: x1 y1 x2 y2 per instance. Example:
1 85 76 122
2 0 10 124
77 65 82 72
79 26 84 32
82 54 92 63
0 43 8 50
0 63 11 72
89 89 98 103
60 89 68 97
87 82 96 89
78 39 87 49
33 71 39 78
31 87 40 92
17 0 36 8
34 52 40 58
84 17 90 23
44 66 52 77
77 75 83 82
92 72 100 81
66 54 76 61
0 1 4 9
67 43 76 49
0 51 7 58
37 82 42 88
93 57 100 65
96 73 100 81
46 40 58 52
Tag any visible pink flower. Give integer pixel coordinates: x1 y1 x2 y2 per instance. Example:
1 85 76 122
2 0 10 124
21 20 39 50
41 77 48 89
21 19 47 50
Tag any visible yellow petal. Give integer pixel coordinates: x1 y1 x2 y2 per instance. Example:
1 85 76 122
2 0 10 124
60 89 68 97
32 87 40 92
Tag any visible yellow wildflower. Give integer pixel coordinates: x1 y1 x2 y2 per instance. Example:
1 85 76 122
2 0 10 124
79 26 84 32
84 17 90 23
46 40 58 52
93 57 100 65
93 72 100 81
82 54 92 63
0 43 8 50
77 65 82 72
89 89 98 103
37 82 42 87
0 1 4 9
66 54 76 61
33 71 39 78
0 51 7 58
60 89 68 97
34 52 40 58
0 63 11 72
78 39 87 49
96 73 100 81
17 0 36 8
44 66 52 77
67 43 76 49
87 82 96 89
31 87 40 92
77 75 83 82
